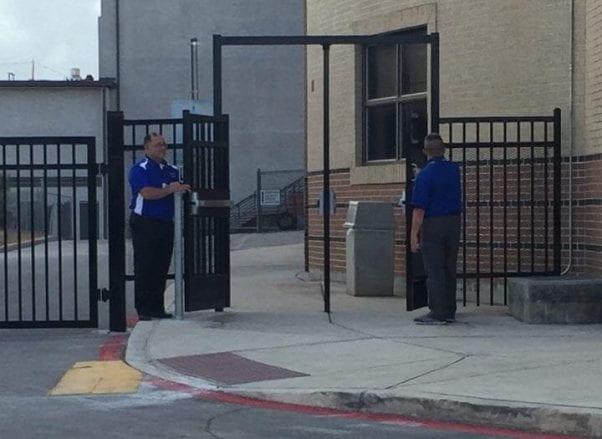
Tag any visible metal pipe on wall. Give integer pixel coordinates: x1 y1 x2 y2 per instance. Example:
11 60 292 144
191 38 199 101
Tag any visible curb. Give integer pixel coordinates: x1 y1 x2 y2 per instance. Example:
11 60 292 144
125 322 601 438
231 389 601 438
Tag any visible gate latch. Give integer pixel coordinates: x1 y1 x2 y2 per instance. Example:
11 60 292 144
97 288 110 302
96 163 109 175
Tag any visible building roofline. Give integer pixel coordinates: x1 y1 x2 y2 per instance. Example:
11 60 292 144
0 78 117 89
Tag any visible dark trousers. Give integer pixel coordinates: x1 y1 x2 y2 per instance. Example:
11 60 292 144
130 214 174 316
421 215 461 319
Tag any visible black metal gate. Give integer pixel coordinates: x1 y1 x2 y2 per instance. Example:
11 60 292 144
0 137 98 328
107 111 230 331
406 110 561 310
183 113 230 311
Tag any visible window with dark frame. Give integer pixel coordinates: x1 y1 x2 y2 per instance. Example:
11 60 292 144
364 27 428 163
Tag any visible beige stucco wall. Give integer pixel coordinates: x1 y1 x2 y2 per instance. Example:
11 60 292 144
306 0 584 174
586 0 602 155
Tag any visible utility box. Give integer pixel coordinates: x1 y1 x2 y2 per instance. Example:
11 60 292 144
344 201 395 296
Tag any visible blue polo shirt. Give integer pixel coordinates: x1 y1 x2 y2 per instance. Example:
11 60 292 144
129 157 179 221
411 157 462 218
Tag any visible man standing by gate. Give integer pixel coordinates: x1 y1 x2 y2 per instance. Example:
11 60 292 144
410 134 462 324
129 133 190 321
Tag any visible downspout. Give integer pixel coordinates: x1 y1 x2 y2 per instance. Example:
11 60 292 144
115 0 121 110
561 0 575 275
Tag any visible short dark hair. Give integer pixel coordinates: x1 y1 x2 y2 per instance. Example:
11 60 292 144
424 133 445 156
143 132 160 147
424 133 443 144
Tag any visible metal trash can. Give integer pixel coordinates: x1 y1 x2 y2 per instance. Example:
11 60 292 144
344 201 395 296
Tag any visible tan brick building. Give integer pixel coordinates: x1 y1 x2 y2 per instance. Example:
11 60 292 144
305 0 602 292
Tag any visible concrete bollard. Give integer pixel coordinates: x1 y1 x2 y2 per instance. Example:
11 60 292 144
344 201 395 296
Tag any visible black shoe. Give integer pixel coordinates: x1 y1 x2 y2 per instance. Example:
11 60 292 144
153 312 173 319
138 314 152 321
414 313 448 325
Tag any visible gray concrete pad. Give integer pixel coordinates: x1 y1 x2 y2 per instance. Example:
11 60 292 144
126 233 602 437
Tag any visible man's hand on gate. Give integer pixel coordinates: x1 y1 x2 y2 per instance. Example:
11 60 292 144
167 182 191 193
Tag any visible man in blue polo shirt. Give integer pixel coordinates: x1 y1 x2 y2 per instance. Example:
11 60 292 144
410 133 462 324
129 133 190 321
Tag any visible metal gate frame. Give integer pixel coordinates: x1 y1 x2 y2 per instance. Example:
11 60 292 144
0 136 98 328
405 110 562 310
212 32 440 314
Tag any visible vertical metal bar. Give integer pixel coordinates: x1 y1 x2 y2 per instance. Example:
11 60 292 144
131 125 136 166
304 175 309 272
448 124 453 161
57 143 63 321
182 111 193 311
323 44 331 314
430 33 440 133
30 143 36 320
489 122 494 305
256 169 262 233
462 123 467 306
503 123 508 304
517 122 522 272
209 217 214 274
553 108 562 274
2 144 7 321
222 116 231 308
172 123 178 167
544 121 549 271
107 111 126 332
213 35 223 116
44 143 49 320
174 192 183 320
87 139 98 326
72 143 78 321
475 123 480 306
530 121 535 273
16 144 22 320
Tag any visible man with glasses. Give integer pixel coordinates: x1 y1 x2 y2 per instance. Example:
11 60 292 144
128 133 190 321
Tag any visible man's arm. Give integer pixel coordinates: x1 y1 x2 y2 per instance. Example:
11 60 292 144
410 208 425 253
139 182 190 200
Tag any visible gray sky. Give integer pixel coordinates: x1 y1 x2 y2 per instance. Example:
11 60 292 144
0 0 100 80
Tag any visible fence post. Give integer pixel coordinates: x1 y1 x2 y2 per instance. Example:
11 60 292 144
304 175 309 272
256 168 262 233
107 111 126 332
553 108 562 275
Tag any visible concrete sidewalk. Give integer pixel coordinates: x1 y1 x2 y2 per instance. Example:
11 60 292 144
126 236 602 437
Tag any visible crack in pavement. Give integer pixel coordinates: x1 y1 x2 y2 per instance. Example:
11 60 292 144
328 316 468 356
397 356 602 389
204 407 246 439
385 355 468 389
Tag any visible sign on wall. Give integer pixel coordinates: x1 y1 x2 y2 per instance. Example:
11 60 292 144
260 190 281 206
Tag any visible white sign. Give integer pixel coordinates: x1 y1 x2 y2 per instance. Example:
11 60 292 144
260 190 281 206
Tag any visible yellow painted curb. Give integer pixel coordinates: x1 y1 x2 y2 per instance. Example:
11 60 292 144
49 361 142 396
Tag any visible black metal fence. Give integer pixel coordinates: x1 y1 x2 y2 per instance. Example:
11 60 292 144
0 137 98 328
439 109 561 305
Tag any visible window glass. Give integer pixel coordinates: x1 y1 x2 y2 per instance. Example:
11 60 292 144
401 100 428 165
367 45 396 99
367 104 396 161
401 43 427 94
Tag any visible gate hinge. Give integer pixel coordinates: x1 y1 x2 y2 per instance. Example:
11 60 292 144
96 163 109 175
97 288 110 302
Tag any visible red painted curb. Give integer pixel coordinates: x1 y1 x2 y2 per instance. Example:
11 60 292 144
147 376 580 439
98 334 128 361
